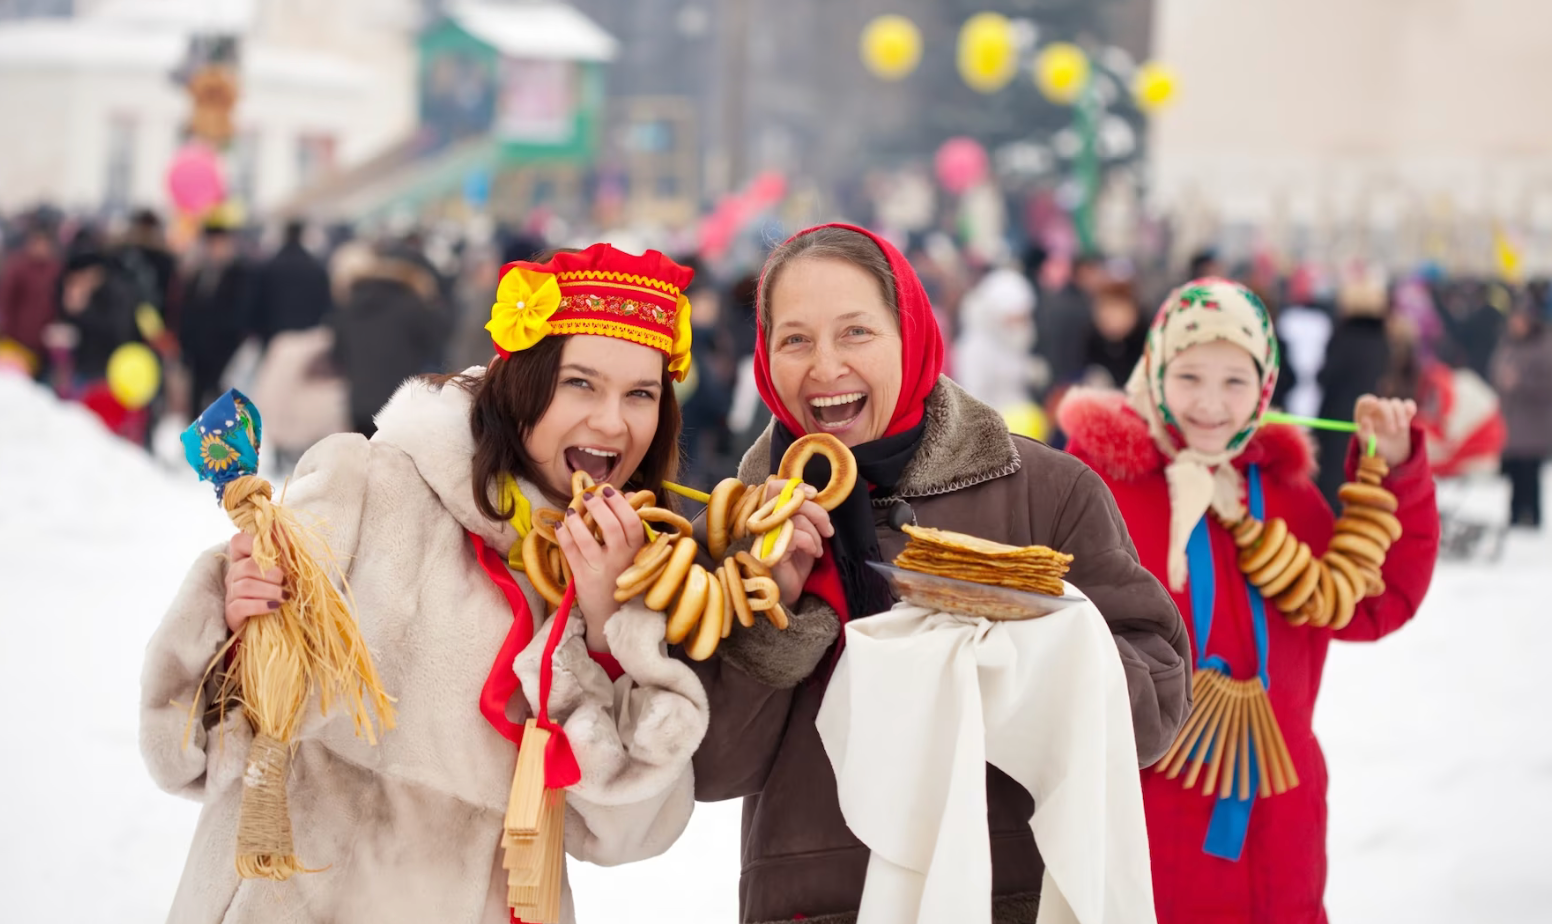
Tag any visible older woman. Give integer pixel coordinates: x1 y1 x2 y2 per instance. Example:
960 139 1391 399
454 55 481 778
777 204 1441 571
685 224 1190 924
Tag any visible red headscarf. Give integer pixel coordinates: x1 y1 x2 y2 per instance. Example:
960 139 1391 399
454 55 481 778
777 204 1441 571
753 223 945 438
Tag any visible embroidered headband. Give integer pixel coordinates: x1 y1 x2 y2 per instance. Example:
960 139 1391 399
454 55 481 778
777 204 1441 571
485 243 696 381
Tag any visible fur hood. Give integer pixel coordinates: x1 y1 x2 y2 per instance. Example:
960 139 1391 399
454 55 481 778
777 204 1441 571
371 367 529 557
738 375 1019 501
1058 386 1316 486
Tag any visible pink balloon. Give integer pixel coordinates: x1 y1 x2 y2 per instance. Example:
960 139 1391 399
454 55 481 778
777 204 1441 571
935 137 989 195
166 144 226 214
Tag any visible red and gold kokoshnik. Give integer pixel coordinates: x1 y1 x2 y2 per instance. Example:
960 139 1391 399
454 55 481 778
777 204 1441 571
485 243 696 380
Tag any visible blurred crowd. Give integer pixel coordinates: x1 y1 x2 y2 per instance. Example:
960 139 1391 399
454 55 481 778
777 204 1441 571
3 205 1550 530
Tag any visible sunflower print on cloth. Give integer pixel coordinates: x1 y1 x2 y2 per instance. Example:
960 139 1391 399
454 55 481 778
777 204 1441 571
181 388 263 498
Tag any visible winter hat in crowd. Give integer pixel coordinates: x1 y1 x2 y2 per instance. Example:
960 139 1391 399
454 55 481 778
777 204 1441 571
1124 278 1280 591
486 243 696 380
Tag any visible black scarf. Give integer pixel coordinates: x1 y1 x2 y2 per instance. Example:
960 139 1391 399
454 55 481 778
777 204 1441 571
768 420 926 619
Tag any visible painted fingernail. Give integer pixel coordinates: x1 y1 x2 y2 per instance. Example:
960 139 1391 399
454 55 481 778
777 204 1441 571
602 486 616 497
282 590 291 601
566 507 577 516
583 491 594 502
268 600 280 610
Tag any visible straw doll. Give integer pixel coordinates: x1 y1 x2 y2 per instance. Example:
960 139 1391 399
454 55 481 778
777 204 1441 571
1060 278 1441 924
141 244 719 924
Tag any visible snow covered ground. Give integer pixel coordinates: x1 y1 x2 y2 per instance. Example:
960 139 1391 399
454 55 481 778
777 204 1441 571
1 372 1546 922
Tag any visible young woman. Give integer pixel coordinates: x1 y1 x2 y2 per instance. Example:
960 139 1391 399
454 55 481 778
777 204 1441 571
684 223 1188 924
141 244 710 923
1059 278 1441 924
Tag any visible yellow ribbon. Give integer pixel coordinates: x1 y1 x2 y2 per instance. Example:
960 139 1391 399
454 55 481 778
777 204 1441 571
496 474 533 570
759 478 803 559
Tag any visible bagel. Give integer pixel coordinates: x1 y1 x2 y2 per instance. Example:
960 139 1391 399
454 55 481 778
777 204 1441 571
570 470 595 496
717 566 735 639
1248 526 1299 587
742 576 781 612
1338 482 1398 513
665 564 710 644
1329 532 1386 568
776 433 857 511
764 601 790 630
1328 567 1357 631
684 570 725 661
725 556 755 627
638 506 695 539
735 550 772 579
522 528 567 607
1273 551 1321 612
1239 518 1289 574
756 518 795 566
626 490 655 510
747 479 806 533
646 537 700 612
1261 542 1311 598
1311 561 1336 628
1343 504 1403 542
1322 550 1366 603
706 478 746 560
1333 516 1393 551
1355 562 1385 597
1232 518 1264 548
730 478 768 540
614 533 674 601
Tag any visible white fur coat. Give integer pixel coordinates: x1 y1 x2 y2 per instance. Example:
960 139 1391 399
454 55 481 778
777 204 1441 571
140 373 708 924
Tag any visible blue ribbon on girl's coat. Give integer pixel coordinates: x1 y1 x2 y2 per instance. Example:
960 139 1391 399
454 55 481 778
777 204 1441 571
1185 464 1268 861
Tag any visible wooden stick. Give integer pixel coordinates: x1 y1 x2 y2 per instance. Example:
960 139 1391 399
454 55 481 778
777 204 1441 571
1245 684 1282 796
1157 673 1227 773
1162 675 1230 778
1184 681 1235 790
1251 689 1300 790
1204 688 1240 797
1236 686 1253 801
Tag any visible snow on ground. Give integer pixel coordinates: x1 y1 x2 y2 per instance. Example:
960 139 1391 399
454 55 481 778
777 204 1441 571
0 371 1546 922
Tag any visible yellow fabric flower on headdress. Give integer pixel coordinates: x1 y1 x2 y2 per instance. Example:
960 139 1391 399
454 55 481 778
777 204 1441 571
486 267 562 356
668 293 694 382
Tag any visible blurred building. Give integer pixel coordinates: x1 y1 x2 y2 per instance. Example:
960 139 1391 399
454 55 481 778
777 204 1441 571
0 0 418 214
1150 0 1552 272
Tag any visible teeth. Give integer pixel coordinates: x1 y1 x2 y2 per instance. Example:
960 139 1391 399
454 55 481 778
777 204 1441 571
577 447 618 458
809 393 865 408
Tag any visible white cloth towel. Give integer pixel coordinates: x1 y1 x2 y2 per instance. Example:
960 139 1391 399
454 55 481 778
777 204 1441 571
815 592 1156 924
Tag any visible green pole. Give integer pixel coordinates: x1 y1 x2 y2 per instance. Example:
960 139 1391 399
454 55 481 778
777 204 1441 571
1074 79 1099 254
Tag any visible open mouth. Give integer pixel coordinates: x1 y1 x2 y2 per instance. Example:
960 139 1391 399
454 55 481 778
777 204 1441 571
808 392 868 432
564 446 621 483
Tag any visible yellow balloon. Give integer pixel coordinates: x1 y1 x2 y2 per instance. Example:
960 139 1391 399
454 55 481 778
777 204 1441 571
1134 61 1177 113
1035 42 1089 105
957 12 1017 94
106 342 161 410
1002 402 1049 442
860 15 922 81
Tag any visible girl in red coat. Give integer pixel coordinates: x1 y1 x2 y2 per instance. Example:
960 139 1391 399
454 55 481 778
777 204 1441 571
1060 278 1440 924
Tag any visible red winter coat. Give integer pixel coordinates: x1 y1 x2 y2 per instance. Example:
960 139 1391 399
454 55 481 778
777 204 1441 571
1059 388 1439 924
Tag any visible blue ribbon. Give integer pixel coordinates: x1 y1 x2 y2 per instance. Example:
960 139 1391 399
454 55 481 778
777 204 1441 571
1185 464 1268 861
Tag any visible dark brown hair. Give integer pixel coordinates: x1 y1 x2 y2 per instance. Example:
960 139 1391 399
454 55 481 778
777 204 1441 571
756 226 899 337
428 335 682 519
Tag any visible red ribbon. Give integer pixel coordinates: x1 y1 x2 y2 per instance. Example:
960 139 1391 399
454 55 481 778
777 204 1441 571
470 531 581 784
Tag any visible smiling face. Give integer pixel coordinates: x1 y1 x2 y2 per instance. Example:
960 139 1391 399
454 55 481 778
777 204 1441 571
523 335 664 496
766 257 904 446
1161 340 1263 454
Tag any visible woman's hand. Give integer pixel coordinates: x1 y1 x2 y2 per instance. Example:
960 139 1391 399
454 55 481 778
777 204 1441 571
225 532 285 634
555 486 647 653
758 481 835 606
1354 395 1419 469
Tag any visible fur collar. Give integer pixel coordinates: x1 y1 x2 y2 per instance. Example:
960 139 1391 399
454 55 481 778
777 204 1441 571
371 367 541 556
1057 386 1316 485
737 376 1019 500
